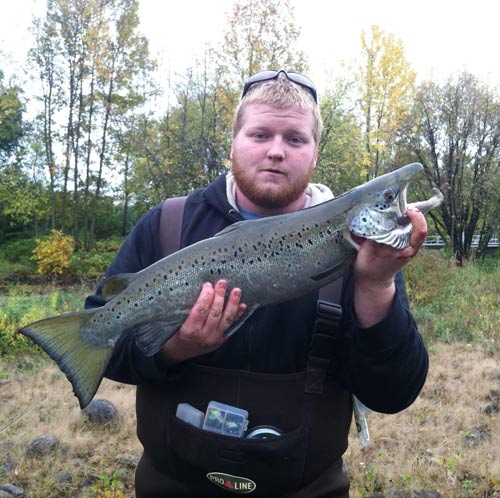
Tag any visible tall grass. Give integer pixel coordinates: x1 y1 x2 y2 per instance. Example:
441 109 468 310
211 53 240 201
403 250 500 352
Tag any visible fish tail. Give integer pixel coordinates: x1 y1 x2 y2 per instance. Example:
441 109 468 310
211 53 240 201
19 309 112 409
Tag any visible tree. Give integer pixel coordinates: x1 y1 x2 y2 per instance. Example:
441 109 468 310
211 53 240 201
0 71 23 157
404 73 500 263
357 25 416 179
29 0 155 246
314 77 365 195
218 0 308 85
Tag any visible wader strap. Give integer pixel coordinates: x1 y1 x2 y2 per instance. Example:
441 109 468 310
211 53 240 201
305 278 344 395
159 196 187 258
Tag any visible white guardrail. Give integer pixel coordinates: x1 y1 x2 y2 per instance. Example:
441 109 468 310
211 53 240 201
423 235 499 248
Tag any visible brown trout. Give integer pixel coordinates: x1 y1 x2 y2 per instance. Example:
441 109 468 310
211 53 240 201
20 162 443 408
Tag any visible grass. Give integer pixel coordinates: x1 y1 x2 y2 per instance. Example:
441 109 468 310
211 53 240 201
345 343 500 497
0 283 93 356
0 250 499 496
403 250 500 353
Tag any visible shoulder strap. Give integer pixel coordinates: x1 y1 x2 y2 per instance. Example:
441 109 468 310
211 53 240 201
305 273 346 395
159 196 188 258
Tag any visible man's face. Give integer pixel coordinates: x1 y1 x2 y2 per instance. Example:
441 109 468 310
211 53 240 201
230 103 318 214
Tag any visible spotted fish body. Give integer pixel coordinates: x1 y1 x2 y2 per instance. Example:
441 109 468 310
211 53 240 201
20 162 443 408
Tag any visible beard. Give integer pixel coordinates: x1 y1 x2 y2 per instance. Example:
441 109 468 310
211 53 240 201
231 156 315 210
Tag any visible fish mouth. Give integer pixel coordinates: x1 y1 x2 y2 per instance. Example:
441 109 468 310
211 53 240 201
347 182 413 250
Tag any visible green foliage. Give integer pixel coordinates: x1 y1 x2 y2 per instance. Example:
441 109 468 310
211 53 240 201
0 238 37 266
357 25 416 178
69 251 115 279
92 470 125 498
0 284 91 355
0 71 23 154
406 73 500 263
32 229 75 277
404 250 500 349
315 79 365 194
357 465 382 496
94 237 123 252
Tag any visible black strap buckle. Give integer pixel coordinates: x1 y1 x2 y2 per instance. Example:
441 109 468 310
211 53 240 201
315 300 342 334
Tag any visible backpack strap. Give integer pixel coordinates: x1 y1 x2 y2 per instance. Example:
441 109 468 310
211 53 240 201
305 275 346 395
159 196 188 258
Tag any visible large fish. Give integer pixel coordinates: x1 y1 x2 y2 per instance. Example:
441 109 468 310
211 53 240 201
20 162 443 408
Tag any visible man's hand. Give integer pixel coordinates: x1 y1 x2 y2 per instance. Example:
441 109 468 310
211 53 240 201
353 208 427 328
157 280 247 365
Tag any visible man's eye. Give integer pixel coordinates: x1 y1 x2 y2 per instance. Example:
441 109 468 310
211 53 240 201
289 137 303 144
254 133 267 139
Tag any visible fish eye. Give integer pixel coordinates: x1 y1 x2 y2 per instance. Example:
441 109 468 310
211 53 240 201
383 189 396 202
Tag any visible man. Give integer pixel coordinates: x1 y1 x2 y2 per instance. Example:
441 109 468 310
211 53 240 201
86 69 429 497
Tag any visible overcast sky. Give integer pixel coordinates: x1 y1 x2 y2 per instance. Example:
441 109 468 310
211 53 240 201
1 0 499 95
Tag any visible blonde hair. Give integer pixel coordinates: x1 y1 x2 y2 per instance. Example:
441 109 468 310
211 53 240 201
232 75 323 144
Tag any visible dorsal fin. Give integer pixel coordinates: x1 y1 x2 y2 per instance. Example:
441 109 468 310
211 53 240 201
213 221 246 237
102 273 137 300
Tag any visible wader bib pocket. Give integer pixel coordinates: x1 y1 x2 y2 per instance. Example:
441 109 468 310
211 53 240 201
137 363 352 496
166 413 307 494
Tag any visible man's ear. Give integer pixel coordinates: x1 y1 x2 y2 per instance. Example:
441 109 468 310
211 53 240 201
312 147 319 170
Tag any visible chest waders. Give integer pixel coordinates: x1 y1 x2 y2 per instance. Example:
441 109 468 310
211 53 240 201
134 197 353 498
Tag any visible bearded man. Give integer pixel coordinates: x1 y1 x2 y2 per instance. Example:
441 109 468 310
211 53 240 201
86 69 429 498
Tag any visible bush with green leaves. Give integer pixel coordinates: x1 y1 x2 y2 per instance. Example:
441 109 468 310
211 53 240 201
69 251 115 279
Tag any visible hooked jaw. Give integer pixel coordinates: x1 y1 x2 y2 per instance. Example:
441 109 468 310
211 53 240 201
374 188 444 249
345 163 444 251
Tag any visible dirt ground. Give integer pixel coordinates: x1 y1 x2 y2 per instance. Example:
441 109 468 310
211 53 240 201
1 342 499 497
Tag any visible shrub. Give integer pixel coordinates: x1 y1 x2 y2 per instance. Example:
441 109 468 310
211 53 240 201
32 230 75 277
0 238 37 266
94 237 123 253
69 251 115 279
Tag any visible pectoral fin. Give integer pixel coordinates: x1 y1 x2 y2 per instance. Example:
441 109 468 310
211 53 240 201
135 318 184 357
223 304 260 338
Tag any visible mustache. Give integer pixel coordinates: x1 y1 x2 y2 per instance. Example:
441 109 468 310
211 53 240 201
259 166 288 175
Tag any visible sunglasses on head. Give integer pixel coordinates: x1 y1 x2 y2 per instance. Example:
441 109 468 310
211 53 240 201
241 69 318 103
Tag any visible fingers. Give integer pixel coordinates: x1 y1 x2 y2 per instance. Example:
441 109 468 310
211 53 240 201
354 208 429 286
397 208 428 260
180 280 245 346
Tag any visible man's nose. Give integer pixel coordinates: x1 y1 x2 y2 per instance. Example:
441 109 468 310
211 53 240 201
267 137 285 160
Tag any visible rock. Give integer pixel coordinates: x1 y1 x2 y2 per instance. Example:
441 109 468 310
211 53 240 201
414 492 441 498
0 484 25 497
56 472 73 484
488 389 500 401
388 489 411 498
0 444 16 477
117 454 139 469
83 399 118 424
484 404 500 415
0 491 14 498
464 427 491 445
0 455 16 476
26 435 60 457
366 494 386 498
